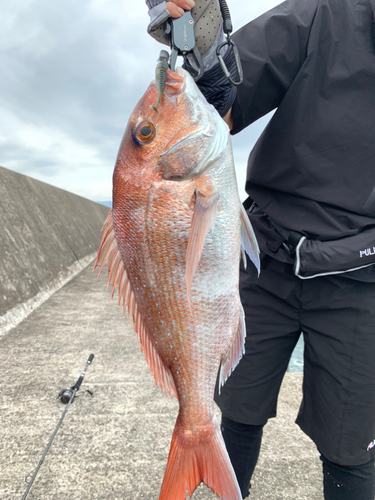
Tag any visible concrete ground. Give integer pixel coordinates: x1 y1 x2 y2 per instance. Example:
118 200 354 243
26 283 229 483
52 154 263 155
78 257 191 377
0 263 323 500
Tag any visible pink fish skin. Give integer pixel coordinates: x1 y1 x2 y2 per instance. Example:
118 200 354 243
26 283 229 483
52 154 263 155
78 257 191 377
95 67 259 500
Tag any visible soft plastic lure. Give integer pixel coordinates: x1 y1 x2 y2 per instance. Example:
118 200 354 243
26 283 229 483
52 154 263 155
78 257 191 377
150 50 169 112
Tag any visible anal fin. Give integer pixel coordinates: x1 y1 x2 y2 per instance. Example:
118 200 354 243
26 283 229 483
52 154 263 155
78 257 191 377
219 303 246 391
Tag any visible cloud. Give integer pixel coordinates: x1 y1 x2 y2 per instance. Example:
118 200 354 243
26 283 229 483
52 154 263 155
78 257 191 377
0 0 281 201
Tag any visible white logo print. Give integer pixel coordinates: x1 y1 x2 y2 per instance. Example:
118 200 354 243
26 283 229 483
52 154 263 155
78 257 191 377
360 247 375 258
367 439 375 452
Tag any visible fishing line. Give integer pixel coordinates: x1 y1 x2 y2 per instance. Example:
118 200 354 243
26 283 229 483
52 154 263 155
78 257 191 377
20 354 94 500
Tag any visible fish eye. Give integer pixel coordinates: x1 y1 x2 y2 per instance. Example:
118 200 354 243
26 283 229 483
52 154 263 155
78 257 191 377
135 122 155 144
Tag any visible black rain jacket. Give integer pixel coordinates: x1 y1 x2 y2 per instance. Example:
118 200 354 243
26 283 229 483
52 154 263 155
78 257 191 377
232 0 375 278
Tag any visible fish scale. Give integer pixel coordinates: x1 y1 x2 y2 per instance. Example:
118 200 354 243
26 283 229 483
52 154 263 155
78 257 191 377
95 67 260 500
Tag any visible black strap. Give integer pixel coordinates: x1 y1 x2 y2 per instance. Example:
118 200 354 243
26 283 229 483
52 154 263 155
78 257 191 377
243 198 303 256
242 197 254 211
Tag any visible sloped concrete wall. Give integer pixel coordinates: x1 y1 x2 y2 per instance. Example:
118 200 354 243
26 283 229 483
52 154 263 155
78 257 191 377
0 166 109 335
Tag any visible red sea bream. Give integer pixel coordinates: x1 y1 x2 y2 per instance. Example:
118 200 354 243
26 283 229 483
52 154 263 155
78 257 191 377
95 67 260 500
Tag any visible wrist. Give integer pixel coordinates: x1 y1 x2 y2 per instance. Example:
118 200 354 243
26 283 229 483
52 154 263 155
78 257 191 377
147 2 170 34
146 0 164 8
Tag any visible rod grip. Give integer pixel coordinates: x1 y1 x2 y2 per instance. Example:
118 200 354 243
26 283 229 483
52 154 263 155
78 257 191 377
72 354 95 391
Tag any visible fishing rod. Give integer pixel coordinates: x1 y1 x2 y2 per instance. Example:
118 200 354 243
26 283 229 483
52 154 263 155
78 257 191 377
21 354 94 500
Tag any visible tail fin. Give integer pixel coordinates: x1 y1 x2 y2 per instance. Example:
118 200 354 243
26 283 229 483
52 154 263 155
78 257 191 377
159 415 241 500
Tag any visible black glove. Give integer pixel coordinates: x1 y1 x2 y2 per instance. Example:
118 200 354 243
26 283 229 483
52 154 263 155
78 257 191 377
184 48 237 117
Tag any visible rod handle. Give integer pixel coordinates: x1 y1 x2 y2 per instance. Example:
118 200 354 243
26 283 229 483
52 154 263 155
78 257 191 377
72 354 95 391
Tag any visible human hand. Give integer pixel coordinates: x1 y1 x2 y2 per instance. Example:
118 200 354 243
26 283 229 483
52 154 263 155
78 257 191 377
165 0 195 19
146 0 236 121
146 0 221 57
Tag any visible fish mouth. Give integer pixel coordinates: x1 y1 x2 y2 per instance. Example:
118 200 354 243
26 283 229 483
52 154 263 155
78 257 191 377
159 67 229 182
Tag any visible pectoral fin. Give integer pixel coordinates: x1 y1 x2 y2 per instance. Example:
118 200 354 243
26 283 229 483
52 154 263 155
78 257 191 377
186 190 219 311
240 204 260 274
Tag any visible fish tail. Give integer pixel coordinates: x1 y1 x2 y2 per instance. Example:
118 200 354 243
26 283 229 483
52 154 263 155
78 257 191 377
158 415 241 500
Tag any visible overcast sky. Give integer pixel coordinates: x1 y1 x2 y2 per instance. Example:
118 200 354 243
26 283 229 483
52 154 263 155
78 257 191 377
1 0 281 203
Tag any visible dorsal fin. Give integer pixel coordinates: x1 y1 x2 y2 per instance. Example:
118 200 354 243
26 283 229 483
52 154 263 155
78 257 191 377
240 204 260 274
186 190 219 311
94 210 177 398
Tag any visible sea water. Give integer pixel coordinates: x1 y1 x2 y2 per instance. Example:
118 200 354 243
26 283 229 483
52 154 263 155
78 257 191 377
289 336 304 372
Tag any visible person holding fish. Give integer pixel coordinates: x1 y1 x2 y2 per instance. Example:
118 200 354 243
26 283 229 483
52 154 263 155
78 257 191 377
146 0 375 499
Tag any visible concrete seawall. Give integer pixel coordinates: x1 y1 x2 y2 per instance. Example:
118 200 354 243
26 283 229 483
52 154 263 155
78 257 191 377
0 166 109 335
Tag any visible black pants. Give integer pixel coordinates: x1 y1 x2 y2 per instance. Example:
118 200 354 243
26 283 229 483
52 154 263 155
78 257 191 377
216 255 375 465
220 416 263 498
215 255 375 496
221 416 375 500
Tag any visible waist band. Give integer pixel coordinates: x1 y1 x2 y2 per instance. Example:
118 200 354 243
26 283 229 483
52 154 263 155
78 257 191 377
244 199 375 279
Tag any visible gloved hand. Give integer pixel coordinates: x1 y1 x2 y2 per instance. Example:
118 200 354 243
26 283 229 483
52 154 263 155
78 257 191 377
146 0 222 57
146 0 238 119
